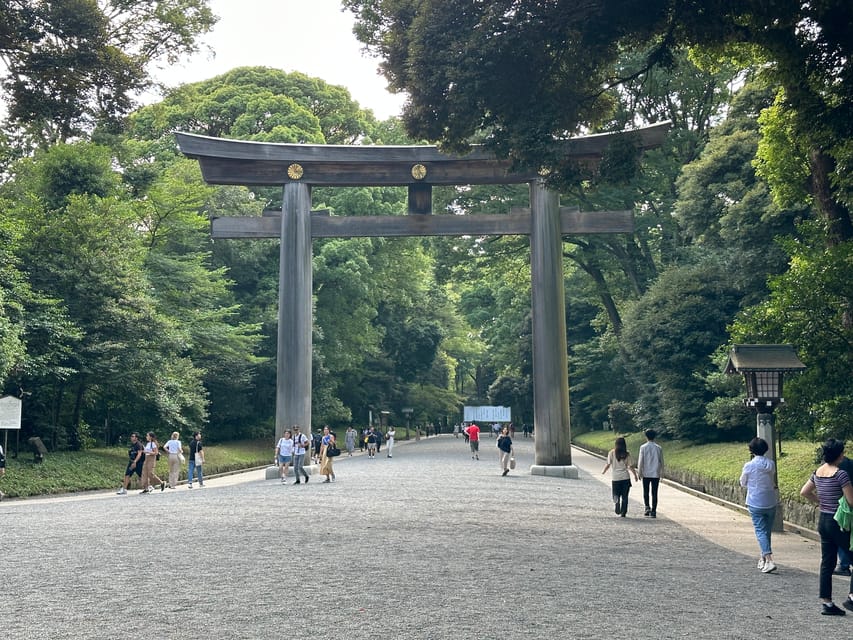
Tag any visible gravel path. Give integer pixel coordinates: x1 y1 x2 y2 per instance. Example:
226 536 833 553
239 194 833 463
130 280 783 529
1 435 849 639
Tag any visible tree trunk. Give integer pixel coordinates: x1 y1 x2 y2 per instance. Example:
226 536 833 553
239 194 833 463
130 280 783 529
809 148 853 246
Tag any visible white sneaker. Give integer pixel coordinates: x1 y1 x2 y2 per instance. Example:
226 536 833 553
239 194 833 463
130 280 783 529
757 557 765 570
116 487 127 495
761 560 777 573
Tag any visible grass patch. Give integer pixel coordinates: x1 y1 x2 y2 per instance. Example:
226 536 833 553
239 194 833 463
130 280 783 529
574 431 821 503
0 440 273 498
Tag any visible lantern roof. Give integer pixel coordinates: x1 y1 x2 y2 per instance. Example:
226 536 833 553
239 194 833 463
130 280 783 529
724 344 806 374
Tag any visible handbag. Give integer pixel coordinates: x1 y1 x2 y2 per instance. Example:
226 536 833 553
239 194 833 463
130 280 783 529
509 456 516 470
179 452 186 463
195 452 203 465
327 443 341 457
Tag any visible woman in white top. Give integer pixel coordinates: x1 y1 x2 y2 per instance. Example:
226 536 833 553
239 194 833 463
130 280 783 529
162 431 183 489
739 437 778 573
602 437 639 517
275 430 294 484
140 432 165 494
385 427 396 458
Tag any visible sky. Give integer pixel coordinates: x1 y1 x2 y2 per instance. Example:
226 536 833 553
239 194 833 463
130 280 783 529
148 0 407 120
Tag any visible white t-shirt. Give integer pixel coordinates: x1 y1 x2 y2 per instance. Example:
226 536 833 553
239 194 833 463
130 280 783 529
606 450 634 481
386 429 395 442
276 437 294 457
163 439 182 454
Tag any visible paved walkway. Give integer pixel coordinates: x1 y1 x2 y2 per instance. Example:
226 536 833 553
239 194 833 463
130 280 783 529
1 435 851 639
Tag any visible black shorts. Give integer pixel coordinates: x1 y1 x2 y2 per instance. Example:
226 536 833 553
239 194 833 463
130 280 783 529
125 462 143 478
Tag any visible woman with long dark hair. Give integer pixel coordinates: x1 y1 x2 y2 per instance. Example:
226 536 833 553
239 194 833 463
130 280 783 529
602 437 639 517
800 438 853 615
140 432 165 494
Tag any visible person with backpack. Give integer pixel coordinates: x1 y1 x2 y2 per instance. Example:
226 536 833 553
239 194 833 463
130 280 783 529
291 425 310 484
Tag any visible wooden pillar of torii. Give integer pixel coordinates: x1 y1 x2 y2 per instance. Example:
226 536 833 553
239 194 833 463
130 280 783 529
176 123 668 477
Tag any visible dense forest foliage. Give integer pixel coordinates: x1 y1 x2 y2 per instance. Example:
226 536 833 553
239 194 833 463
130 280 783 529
1 1 851 450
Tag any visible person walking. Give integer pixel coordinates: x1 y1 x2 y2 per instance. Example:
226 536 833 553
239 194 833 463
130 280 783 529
637 429 664 518
140 432 165 494
800 438 853 615
739 437 778 573
320 426 336 483
366 427 379 458
345 427 357 456
275 429 294 484
161 431 183 489
602 437 639 517
385 426 396 458
835 454 853 576
497 426 513 476
312 430 322 465
116 432 144 495
292 425 310 484
187 431 205 489
465 423 480 460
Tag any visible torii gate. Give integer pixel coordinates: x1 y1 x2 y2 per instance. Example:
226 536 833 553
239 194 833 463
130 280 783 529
176 123 668 478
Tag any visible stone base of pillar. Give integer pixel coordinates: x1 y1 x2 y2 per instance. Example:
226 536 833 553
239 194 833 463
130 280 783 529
264 464 320 480
530 465 579 479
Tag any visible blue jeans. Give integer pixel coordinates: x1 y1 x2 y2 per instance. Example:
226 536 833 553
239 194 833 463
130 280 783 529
748 505 776 556
293 453 309 481
187 460 203 486
838 545 852 570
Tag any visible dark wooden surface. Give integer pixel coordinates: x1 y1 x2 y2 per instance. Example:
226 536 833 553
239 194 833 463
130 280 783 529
210 209 634 239
176 123 670 187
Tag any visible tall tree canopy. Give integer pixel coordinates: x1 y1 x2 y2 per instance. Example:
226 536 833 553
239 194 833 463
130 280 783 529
346 0 852 245
0 0 216 146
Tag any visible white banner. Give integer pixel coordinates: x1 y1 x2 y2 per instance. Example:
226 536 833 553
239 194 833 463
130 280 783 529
0 395 22 429
463 406 511 423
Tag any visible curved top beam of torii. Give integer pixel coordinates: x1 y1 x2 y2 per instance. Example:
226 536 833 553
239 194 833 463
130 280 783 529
175 122 670 187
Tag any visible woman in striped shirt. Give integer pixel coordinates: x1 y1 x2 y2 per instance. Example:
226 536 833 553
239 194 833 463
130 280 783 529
800 438 853 616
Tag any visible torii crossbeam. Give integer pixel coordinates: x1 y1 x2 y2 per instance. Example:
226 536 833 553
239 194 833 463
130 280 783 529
176 122 669 477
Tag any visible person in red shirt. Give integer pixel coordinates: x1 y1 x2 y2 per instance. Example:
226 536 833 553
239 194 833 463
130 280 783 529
465 423 481 460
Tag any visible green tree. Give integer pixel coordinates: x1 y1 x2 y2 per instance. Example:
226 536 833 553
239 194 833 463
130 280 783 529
620 257 744 441
730 229 853 441
0 0 216 146
347 0 853 249
0 218 26 382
